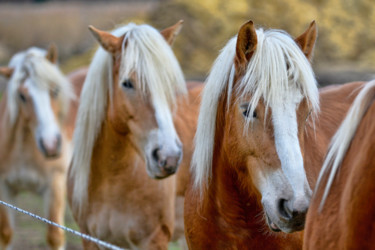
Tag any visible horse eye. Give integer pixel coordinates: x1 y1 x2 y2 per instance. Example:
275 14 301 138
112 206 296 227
242 108 257 119
51 88 59 98
19 93 26 103
122 79 134 89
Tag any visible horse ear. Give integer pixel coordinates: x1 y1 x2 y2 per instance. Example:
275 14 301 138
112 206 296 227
46 43 58 64
88 25 123 54
160 20 184 46
295 21 317 61
0 67 14 78
235 20 257 71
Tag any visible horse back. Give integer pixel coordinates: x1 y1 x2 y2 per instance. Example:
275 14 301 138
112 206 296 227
65 67 87 139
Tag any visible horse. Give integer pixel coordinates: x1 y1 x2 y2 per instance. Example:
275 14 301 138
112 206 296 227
184 19 320 249
304 80 375 249
67 21 202 249
0 45 78 249
184 19 371 249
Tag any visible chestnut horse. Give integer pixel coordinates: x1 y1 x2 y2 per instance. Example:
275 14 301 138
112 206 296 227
304 80 375 249
67 21 202 249
0 46 77 249
185 20 320 249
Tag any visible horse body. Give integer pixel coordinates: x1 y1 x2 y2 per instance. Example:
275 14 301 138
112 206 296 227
304 80 375 249
0 46 77 249
67 22 202 249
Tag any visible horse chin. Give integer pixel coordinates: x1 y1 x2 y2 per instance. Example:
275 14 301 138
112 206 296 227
145 162 173 180
265 211 305 233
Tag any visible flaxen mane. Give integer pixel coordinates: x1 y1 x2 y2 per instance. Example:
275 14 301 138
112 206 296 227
70 23 186 215
192 28 319 193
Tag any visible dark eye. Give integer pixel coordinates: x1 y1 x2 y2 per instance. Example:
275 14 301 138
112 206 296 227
19 93 26 103
242 108 257 118
122 79 134 89
51 88 59 98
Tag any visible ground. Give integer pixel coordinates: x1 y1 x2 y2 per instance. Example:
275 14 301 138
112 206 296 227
9 192 180 249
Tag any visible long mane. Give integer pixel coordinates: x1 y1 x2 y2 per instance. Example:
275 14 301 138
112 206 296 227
70 23 186 214
192 28 319 193
4 47 74 125
316 80 375 209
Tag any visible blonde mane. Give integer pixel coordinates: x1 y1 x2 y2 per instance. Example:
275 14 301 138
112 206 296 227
70 23 186 215
4 47 74 125
192 28 319 192
316 80 375 210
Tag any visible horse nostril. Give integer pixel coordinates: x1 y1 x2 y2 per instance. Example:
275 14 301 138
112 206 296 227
39 138 47 155
152 148 160 162
278 199 293 219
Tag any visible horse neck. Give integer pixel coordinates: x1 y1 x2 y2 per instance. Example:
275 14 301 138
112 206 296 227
209 142 264 231
88 117 139 192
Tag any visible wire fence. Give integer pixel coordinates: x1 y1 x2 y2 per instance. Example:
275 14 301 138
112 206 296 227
0 199 126 250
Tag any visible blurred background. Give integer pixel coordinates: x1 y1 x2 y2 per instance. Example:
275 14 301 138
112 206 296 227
0 0 374 248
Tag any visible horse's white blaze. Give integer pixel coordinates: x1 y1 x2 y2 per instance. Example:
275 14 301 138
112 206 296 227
26 79 61 150
144 101 181 177
272 91 311 205
154 101 181 155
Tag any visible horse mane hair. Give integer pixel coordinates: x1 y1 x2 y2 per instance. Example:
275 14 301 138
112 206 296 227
4 47 74 126
192 28 319 194
70 23 186 215
316 79 375 210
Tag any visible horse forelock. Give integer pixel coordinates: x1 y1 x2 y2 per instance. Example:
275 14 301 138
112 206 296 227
316 80 375 210
120 24 186 108
5 47 74 126
70 23 186 215
192 28 319 195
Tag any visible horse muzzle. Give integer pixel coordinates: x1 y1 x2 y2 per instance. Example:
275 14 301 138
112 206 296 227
38 134 62 158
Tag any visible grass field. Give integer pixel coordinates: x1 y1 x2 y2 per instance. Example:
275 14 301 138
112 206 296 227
9 192 180 249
